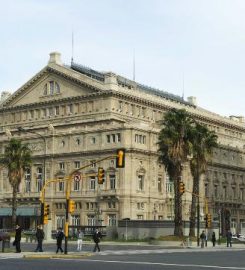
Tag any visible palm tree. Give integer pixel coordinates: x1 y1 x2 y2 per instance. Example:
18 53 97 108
158 108 193 236
189 123 218 237
0 138 32 227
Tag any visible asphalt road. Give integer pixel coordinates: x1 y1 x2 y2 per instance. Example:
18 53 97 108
1 248 245 270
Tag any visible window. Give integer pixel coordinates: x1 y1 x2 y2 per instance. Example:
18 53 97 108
107 135 110 143
90 160 96 168
56 215 65 229
137 215 143 220
214 185 218 198
135 134 146 144
223 186 227 198
43 81 60 96
91 137 96 144
158 177 162 192
30 110 34 119
205 184 208 197
25 168 31 193
232 187 236 199
55 106 60 115
74 178 80 191
87 215 96 226
58 180 64 192
109 174 116 189
138 175 144 191
240 189 244 200
108 202 116 209
90 176 96 190
108 214 117 226
72 215 80 226
61 140 65 147
59 162 65 170
48 107 54 116
68 104 73 114
106 133 121 143
37 167 43 192
75 161 80 169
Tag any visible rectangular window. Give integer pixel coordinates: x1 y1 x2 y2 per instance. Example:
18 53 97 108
90 176 96 190
158 177 162 192
58 181 64 192
75 161 80 169
137 215 143 220
117 133 121 142
108 214 117 226
56 215 65 229
59 162 65 170
37 167 43 192
87 215 96 226
107 135 110 143
68 104 73 114
25 168 31 193
214 185 218 198
74 179 80 191
205 184 208 197
55 106 60 115
71 215 80 226
109 174 116 189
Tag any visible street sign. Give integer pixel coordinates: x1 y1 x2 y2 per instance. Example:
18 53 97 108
74 173 81 182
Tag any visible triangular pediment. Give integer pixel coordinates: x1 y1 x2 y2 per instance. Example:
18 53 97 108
2 63 103 108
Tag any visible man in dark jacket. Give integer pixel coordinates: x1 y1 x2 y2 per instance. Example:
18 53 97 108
35 225 45 252
93 228 102 252
14 224 22 253
56 228 64 253
226 230 232 247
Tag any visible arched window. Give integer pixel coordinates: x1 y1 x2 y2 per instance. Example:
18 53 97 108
43 81 60 96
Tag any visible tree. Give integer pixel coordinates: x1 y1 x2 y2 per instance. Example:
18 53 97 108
189 123 218 237
158 108 193 236
0 138 32 227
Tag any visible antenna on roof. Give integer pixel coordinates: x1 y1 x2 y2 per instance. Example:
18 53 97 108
133 49 135 81
71 30 74 64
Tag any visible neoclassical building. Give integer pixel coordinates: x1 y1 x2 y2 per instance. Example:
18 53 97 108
0 52 244 236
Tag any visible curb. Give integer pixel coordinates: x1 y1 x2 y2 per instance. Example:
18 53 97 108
23 253 93 259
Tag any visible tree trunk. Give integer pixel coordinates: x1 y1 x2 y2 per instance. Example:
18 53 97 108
12 185 18 228
189 174 198 237
173 168 183 237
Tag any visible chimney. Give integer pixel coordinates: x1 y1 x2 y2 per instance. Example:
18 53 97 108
187 96 197 106
48 52 62 66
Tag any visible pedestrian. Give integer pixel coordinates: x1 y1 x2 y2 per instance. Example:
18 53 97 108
35 225 45 252
211 231 216 247
93 228 102 252
77 229 84 251
14 224 22 253
56 227 64 253
226 230 232 247
200 230 206 248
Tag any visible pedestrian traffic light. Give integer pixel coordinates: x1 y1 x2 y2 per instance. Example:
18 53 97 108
116 149 125 168
68 199 75 213
98 167 105 184
179 182 185 195
44 203 50 216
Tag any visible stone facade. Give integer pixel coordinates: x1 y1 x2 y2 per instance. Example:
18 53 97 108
0 52 244 236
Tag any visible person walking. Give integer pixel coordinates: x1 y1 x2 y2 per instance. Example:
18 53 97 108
211 232 216 247
35 225 45 252
226 230 232 247
200 230 206 248
77 229 84 251
93 228 102 252
14 224 22 253
56 228 64 253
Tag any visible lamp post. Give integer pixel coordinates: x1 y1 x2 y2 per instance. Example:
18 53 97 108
197 181 200 247
17 127 47 225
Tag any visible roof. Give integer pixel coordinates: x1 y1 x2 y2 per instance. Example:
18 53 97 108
70 62 194 107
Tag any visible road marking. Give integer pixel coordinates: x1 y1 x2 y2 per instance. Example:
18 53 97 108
55 258 245 269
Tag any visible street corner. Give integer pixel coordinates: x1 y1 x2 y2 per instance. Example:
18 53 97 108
23 252 93 259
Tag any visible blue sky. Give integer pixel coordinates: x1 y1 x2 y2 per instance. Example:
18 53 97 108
1 0 245 117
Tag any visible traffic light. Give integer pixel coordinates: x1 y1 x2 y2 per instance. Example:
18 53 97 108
207 213 212 228
98 167 105 184
68 199 75 213
44 203 50 216
179 182 185 195
205 213 212 228
116 149 125 168
43 215 48 225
